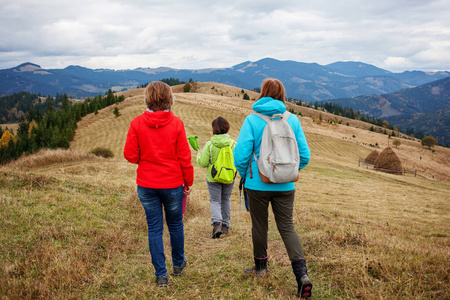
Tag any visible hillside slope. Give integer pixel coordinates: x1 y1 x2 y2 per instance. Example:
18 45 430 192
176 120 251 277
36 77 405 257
71 82 450 182
1 82 448 299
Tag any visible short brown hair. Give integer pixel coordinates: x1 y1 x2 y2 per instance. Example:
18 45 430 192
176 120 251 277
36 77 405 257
259 78 286 103
212 116 230 135
144 81 174 111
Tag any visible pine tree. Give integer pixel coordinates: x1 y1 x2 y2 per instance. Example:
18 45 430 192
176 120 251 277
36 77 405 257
113 107 121 117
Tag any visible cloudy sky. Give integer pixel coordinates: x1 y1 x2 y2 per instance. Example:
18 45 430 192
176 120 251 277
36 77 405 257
1 0 449 72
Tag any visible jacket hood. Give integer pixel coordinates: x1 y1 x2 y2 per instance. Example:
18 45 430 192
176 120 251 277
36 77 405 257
211 134 233 148
142 111 174 128
252 97 286 116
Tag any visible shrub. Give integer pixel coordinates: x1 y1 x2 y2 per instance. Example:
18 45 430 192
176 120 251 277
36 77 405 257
113 107 121 117
392 139 401 148
183 83 191 93
90 147 114 158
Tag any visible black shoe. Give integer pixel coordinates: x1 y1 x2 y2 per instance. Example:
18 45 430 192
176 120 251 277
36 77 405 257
244 257 268 276
243 266 268 276
212 222 222 239
173 257 188 276
292 259 312 298
221 225 229 235
156 276 168 287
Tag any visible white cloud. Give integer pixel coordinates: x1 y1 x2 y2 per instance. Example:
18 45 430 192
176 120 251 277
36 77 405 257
0 0 449 72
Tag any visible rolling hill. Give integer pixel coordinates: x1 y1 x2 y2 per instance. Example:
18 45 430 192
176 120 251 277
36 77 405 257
327 76 450 145
1 58 449 102
1 82 449 299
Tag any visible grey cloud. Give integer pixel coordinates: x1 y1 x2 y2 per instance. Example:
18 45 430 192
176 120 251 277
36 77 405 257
0 0 449 71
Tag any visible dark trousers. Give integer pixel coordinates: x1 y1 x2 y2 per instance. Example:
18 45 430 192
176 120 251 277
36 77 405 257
247 189 304 261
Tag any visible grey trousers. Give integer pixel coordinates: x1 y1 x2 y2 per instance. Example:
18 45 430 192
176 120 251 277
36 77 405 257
206 180 235 228
247 189 304 261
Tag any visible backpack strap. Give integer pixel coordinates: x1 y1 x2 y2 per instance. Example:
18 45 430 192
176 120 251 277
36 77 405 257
209 144 213 165
209 140 236 165
253 111 291 122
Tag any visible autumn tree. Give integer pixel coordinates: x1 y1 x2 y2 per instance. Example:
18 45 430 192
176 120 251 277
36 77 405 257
183 83 191 93
1 130 14 148
392 139 401 148
421 135 437 149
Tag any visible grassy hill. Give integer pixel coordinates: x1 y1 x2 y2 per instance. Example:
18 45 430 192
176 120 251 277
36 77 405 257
1 82 449 299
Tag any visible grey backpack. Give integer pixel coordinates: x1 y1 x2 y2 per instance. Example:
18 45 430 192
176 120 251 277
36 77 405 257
253 111 300 183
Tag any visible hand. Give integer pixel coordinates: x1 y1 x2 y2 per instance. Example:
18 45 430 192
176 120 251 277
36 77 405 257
183 186 192 196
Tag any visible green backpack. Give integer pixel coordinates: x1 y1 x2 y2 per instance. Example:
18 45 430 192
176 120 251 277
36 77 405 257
210 141 237 184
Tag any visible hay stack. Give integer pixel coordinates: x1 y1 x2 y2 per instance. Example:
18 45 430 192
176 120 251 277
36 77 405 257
374 147 402 174
364 150 379 164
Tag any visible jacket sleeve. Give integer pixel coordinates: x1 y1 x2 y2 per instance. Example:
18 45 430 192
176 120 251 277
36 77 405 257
197 141 212 168
124 120 140 164
290 116 310 170
177 121 194 187
233 117 254 178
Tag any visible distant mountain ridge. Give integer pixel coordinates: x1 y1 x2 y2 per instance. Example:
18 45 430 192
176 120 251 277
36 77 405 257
327 76 450 146
1 58 449 101
328 76 450 118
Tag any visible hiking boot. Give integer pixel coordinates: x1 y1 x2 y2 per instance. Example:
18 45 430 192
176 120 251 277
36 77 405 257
244 257 268 276
156 276 168 287
221 225 229 235
212 222 222 239
292 259 312 298
173 257 188 276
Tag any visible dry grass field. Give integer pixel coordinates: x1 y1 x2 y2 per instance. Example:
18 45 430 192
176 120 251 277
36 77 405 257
1 82 449 299
0 123 19 133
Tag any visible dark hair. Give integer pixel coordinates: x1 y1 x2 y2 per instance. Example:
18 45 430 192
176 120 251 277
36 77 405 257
144 81 174 111
212 116 230 135
259 78 286 103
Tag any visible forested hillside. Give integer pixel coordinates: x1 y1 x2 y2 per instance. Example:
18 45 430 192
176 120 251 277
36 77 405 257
385 109 450 146
0 90 124 163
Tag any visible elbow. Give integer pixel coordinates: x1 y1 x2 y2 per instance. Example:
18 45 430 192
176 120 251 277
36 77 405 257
299 156 310 170
124 153 139 164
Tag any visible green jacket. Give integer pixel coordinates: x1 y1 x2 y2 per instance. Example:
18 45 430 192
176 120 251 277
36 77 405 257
197 134 236 182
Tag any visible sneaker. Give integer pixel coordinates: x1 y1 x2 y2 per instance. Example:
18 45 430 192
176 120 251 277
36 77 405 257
156 276 168 287
173 257 188 276
212 222 222 239
221 225 229 235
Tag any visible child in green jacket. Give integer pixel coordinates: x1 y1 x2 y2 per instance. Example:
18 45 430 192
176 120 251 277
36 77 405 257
197 116 236 238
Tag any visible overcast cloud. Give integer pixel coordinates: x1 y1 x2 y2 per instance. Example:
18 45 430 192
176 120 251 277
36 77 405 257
0 0 449 72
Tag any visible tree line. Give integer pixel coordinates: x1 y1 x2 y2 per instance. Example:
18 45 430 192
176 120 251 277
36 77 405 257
312 101 433 141
138 78 189 88
0 90 124 163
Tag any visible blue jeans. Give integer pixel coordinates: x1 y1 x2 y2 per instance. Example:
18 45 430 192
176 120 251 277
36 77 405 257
137 185 185 277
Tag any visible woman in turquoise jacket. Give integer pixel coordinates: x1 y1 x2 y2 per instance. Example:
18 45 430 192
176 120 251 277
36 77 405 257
233 79 312 298
197 116 236 239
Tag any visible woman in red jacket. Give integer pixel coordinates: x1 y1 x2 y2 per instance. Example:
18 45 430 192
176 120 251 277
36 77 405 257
124 81 194 287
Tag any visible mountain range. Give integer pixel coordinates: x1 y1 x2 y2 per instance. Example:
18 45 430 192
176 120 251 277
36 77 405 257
328 76 450 146
1 58 449 103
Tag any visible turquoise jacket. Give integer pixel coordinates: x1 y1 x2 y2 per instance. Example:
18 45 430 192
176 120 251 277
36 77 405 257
197 134 236 182
233 97 310 191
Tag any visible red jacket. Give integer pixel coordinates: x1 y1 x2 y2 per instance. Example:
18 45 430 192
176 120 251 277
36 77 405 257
124 111 194 189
